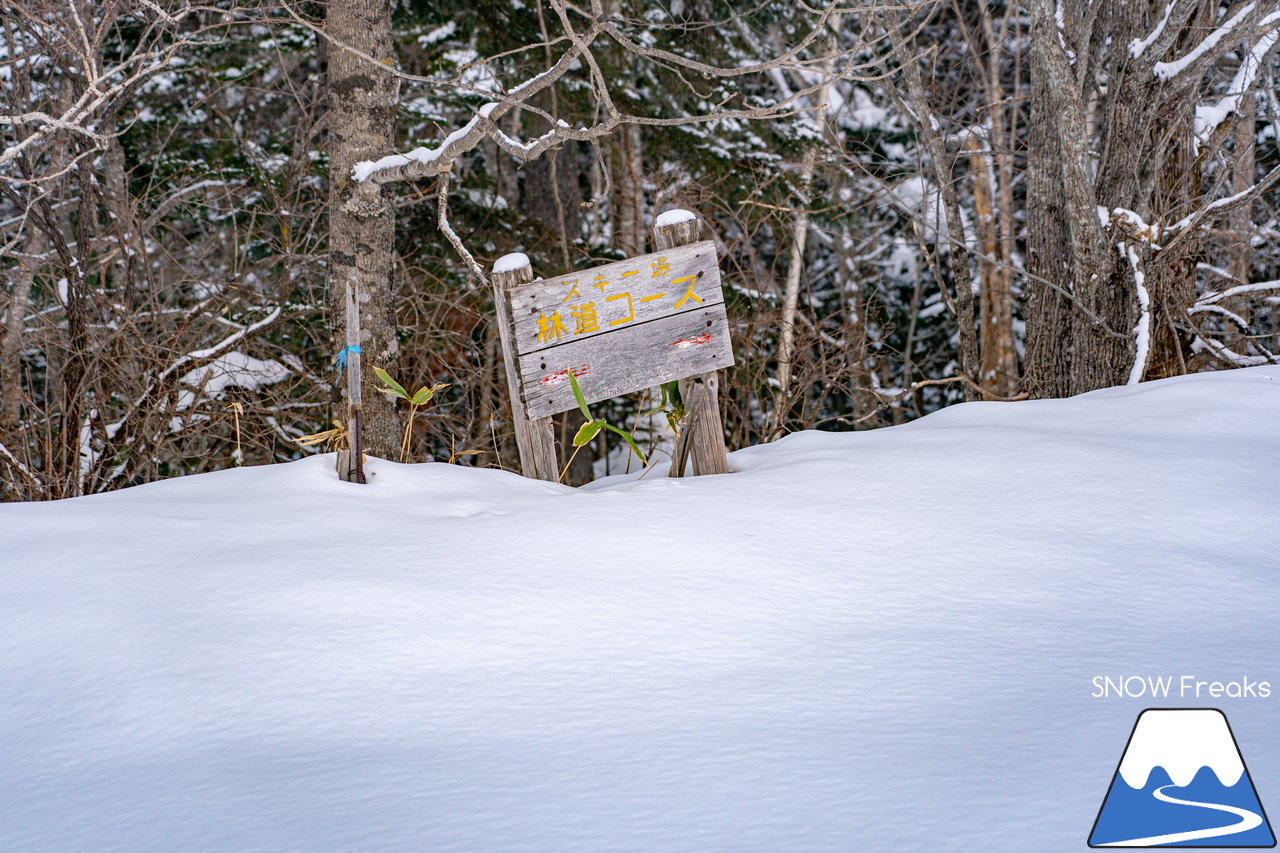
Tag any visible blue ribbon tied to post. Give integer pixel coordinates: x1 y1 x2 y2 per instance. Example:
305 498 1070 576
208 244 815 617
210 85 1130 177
335 344 361 380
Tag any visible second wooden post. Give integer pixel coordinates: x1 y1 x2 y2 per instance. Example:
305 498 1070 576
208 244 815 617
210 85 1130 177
653 211 730 477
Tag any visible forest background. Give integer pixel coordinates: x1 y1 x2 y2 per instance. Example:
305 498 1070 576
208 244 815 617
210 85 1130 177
2 0 1278 499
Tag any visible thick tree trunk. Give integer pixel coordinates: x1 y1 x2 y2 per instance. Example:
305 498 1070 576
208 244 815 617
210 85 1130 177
1026 0 1144 396
1144 112 1199 380
1022 34 1074 399
325 0 400 460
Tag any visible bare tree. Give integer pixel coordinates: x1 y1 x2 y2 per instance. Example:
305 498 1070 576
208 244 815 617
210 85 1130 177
1024 0 1280 395
1 0 327 499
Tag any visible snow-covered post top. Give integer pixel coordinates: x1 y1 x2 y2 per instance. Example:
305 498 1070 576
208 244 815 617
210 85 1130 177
492 252 531 278
650 209 729 478
653 208 701 251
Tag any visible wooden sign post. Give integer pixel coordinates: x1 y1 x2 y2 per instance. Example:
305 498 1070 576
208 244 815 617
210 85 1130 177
653 213 730 477
492 210 733 481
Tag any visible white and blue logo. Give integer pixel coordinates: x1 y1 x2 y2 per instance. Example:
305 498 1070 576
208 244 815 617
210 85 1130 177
1089 708 1275 847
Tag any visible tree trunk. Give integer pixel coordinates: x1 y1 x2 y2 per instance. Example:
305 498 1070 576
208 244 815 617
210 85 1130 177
325 0 400 460
775 151 813 435
1143 109 1198 380
1025 0 1126 396
966 138 1017 396
612 123 645 257
1 231 43 431
1225 91 1256 354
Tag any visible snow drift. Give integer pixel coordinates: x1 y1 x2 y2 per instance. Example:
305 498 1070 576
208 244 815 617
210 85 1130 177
2 367 1278 852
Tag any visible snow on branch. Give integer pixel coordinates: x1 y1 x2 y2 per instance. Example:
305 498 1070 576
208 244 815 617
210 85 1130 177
1192 335 1280 367
1151 2 1269 81
1164 161 1280 250
350 35 595 185
0 3 227 179
1188 302 1250 331
94 304 284 487
1195 11 1280 139
1196 279 1280 306
1130 0 1179 58
349 1 872 187
0 439 40 487
1124 244 1151 385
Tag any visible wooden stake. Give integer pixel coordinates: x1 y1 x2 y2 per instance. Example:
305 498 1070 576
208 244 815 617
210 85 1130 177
338 282 366 484
492 255 559 481
655 212 730 477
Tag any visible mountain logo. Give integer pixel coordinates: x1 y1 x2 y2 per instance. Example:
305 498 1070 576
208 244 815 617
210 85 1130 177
1089 708 1275 847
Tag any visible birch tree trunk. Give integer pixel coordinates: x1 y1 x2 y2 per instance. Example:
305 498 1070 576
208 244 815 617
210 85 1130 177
775 150 814 434
325 0 400 460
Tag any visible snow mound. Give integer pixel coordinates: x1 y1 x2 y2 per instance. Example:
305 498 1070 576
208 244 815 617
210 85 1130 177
2 367 1279 852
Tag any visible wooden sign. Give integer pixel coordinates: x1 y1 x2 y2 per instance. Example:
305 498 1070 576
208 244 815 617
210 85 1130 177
506 241 734 419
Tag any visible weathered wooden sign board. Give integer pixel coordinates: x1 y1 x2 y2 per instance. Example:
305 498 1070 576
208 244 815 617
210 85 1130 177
506 240 734 419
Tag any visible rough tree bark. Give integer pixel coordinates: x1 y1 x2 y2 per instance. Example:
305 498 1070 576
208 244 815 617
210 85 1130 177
1022 38 1076 400
1022 0 1276 395
325 0 400 460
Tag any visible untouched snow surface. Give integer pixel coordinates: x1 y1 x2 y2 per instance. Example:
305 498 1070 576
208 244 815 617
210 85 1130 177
3 368 1279 852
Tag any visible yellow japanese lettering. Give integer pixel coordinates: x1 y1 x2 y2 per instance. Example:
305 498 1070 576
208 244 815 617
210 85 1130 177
672 275 702 309
571 302 600 334
606 292 634 326
536 310 569 343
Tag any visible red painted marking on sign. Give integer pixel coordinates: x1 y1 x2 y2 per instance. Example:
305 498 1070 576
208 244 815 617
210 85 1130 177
539 364 590 386
670 333 712 348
